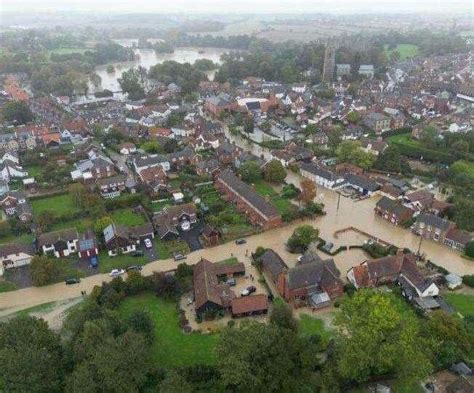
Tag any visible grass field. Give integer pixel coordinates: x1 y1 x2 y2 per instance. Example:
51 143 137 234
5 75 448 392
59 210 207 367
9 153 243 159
252 180 297 216
48 47 90 55
384 44 419 60
110 208 147 227
31 194 79 216
98 251 147 273
451 160 474 179
444 293 474 317
0 280 18 293
388 133 421 147
298 314 332 349
118 293 219 367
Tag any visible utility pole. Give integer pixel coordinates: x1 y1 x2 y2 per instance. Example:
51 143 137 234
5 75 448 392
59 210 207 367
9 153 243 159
336 192 341 212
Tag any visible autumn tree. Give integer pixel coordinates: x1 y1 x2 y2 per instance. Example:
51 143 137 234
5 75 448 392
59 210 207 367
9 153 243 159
30 255 61 286
299 179 317 205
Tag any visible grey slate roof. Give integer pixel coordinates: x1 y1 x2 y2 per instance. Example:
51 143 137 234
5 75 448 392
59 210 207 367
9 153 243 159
288 258 341 291
260 249 287 282
416 213 451 231
300 162 341 182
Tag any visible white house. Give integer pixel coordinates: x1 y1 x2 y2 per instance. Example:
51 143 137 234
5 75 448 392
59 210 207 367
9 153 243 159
0 244 35 276
299 162 344 189
37 228 79 258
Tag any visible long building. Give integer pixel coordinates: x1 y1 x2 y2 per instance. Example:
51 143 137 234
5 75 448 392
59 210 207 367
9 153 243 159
215 170 282 230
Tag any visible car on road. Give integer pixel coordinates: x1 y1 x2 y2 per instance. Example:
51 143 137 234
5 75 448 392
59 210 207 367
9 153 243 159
173 253 187 261
131 250 144 257
240 285 257 296
109 269 125 277
65 278 81 285
144 238 153 249
235 238 246 245
126 265 143 272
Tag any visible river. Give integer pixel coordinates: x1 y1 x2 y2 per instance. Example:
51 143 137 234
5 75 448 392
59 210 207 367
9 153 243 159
89 43 228 93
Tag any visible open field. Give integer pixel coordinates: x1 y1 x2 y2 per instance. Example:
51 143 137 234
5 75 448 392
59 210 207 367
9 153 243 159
444 293 474 317
388 133 421 147
31 193 79 216
118 293 219 367
384 44 419 60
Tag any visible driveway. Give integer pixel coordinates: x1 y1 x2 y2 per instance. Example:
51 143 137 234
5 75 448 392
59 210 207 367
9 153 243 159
179 222 204 251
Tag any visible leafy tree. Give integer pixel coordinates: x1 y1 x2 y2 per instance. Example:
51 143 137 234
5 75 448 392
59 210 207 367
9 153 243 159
125 270 148 296
30 255 61 286
299 179 317 205
336 140 375 170
141 140 163 154
94 216 113 237
1 100 33 124
287 225 319 253
452 197 474 231
263 159 286 184
217 321 319 393
159 371 193 393
333 290 432 386
238 160 262 183
127 309 155 344
270 300 298 332
243 115 254 134
0 316 64 392
423 310 472 368
375 144 402 172
118 67 146 100
346 110 361 124
465 241 474 258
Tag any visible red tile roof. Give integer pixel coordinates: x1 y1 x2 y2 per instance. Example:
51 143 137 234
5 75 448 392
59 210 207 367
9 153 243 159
231 294 268 315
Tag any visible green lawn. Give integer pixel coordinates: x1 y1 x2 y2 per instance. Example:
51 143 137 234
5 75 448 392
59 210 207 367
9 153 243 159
110 208 147 227
388 133 421 147
153 238 172 259
450 160 474 180
118 293 219 367
32 194 79 216
0 233 34 246
384 44 419 60
252 180 297 216
0 280 18 293
50 217 93 233
298 314 332 349
252 180 278 198
217 257 240 265
444 293 474 317
14 302 56 317
98 251 147 273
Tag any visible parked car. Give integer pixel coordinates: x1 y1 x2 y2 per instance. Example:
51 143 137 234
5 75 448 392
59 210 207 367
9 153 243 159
109 269 125 277
144 238 153 249
241 286 257 296
89 256 98 268
173 253 187 261
226 278 236 286
297 255 303 262
131 250 144 257
235 238 246 245
65 278 81 285
126 265 143 272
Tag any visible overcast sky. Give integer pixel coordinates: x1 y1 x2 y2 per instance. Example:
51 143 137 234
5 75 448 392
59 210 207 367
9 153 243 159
1 0 473 14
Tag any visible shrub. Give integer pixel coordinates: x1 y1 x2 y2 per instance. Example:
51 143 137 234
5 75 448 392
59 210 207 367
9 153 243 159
462 275 474 288
227 320 235 328
465 241 474 258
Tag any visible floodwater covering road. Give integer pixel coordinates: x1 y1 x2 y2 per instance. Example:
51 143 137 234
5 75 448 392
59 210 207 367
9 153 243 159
0 185 472 313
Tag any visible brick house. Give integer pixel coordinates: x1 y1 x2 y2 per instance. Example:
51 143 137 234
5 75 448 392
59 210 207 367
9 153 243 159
444 228 472 252
96 175 127 199
412 213 456 243
152 203 197 240
215 170 282 231
216 142 242 166
0 191 33 222
375 196 414 226
77 230 99 259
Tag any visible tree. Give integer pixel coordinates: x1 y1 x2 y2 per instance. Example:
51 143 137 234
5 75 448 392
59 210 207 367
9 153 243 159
263 159 286 184
217 321 319 393
423 310 472 368
1 100 33 124
333 290 432 386
127 309 155 344
37 210 57 232
243 115 254 134
375 144 402 173
270 300 298 332
453 197 474 231
141 140 163 154
299 179 317 205
30 255 61 286
118 68 146 100
159 371 193 393
465 241 474 258
125 270 148 296
336 140 375 170
287 225 319 253
0 316 64 392
238 160 262 183
346 110 361 124
94 216 113 237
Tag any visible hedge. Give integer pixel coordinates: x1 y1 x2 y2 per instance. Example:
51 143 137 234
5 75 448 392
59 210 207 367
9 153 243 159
390 141 455 164
462 275 474 288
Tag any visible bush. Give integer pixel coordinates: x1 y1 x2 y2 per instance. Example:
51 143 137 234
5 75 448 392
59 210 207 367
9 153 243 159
465 241 474 258
462 275 474 288
227 320 235 328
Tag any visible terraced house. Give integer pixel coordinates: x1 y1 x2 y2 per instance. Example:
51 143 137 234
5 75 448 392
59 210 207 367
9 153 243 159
215 170 282 230
375 196 414 226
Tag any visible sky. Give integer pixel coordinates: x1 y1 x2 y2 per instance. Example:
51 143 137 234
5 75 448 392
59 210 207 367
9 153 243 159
1 0 473 14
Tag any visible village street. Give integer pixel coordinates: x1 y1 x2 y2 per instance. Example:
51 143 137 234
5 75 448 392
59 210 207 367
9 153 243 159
1 181 473 313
